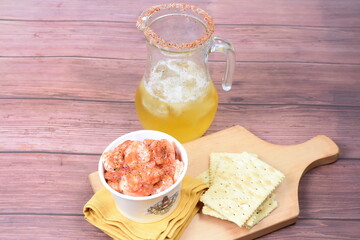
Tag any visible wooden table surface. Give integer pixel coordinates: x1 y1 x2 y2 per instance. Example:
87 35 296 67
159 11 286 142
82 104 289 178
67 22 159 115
1 1 359 239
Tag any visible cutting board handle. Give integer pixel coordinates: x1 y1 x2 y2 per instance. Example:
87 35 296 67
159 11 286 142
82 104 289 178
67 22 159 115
286 135 339 178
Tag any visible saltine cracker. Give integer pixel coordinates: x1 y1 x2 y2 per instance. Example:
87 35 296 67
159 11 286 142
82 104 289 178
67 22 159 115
200 152 285 227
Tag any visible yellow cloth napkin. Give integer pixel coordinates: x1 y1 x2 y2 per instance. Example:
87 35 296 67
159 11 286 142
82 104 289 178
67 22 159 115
84 176 207 240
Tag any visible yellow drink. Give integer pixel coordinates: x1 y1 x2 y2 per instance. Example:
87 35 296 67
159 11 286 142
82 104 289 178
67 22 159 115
135 59 218 142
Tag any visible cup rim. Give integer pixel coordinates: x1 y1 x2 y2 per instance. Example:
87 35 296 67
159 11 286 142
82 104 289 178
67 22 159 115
98 130 188 201
136 3 214 51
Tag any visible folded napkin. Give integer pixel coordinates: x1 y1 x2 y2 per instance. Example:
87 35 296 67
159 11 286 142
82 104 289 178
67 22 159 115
84 176 207 240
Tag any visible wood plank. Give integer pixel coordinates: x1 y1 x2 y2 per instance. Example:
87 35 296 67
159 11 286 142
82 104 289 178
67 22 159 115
0 215 358 240
298 160 360 219
1 58 360 106
0 153 97 214
1 0 360 27
0 215 108 239
0 58 143 102
1 21 360 63
0 154 358 218
0 100 359 157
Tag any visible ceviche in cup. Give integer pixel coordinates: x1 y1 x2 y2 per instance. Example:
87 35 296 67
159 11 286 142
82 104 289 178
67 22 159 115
98 130 188 223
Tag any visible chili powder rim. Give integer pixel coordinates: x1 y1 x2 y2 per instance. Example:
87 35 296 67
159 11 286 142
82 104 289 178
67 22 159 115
136 3 215 50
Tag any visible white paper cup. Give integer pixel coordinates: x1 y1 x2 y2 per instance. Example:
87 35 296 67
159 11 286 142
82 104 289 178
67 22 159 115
98 130 188 223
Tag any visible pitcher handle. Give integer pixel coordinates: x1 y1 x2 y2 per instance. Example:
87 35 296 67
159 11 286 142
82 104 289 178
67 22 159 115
210 37 236 91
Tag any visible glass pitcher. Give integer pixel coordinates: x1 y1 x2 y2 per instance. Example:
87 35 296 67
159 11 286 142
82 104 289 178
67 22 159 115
135 3 235 142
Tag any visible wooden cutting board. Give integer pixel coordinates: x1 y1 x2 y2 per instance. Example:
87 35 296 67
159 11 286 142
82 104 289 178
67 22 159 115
88 125 339 240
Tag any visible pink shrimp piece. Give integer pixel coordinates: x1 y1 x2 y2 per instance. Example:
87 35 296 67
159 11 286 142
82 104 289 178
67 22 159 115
124 185 153 197
107 180 121 192
124 172 142 192
143 139 155 147
161 165 175 178
140 165 163 185
102 140 132 172
151 176 174 195
148 139 175 165
121 164 163 195
104 171 123 182
119 174 153 197
124 141 151 169
102 151 119 172
115 140 133 153
173 159 184 182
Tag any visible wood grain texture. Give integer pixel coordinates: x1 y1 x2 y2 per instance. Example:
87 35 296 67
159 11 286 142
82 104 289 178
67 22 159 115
0 153 97 214
298 160 360 219
0 215 358 240
0 215 108 240
1 100 359 158
1 58 360 106
1 21 360 63
1 0 360 27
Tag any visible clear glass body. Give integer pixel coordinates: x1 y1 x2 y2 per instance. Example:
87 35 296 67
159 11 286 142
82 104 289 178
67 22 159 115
136 4 235 142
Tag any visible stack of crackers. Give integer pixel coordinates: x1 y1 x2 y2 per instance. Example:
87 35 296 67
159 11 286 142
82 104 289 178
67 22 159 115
197 152 285 228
